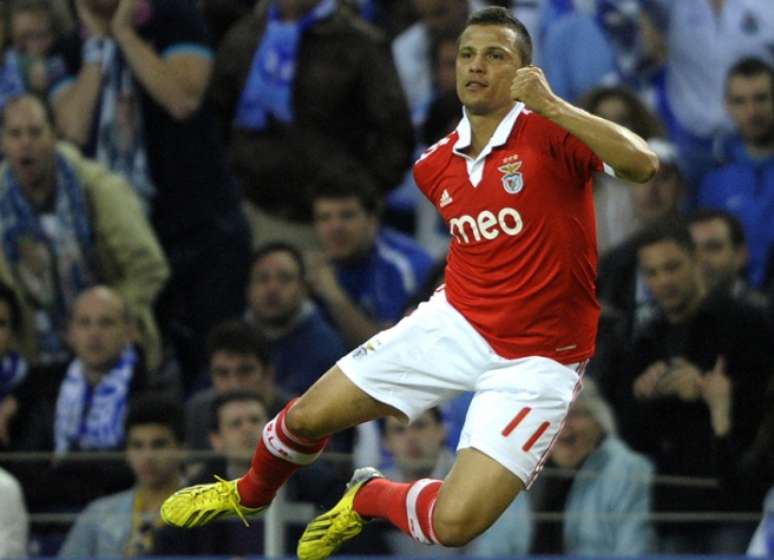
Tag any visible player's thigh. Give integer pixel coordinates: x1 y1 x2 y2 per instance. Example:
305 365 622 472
334 291 489 423
287 365 404 439
460 356 583 488
433 447 525 545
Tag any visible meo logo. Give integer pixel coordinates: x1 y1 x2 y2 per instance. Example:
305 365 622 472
449 207 523 244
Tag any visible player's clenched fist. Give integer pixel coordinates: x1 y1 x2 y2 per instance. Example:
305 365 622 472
510 65 558 116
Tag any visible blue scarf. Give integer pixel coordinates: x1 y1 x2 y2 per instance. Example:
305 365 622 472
0 152 96 360
235 0 336 130
96 40 155 208
54 346 137 453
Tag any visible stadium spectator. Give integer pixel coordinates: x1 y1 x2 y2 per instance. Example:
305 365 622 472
58 395 185 557
657 2 774 186
392 0 469 117
155 390 268 555
476 379 655 556
596 139 686 340
0 282 27 447
30 286 149 514
702 364 774 514
9 0 71 95
50 0 252 386
0 281 52 452
210 0 413 250
0 94 168 371
539 3 618 104
580 85 667 254
308 176 434 348
697 57 774 289
688 208 767 306
0 466 28 559
54 286 148 455
612 222 773 553
245 242 345 396
185 321 287 453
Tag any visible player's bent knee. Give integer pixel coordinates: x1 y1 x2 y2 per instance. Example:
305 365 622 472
285 399 328 440
432 508 489 547
432 519 484 547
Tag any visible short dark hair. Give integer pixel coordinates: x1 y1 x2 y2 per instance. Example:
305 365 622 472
1 93 55 129
209 389 267 433
312 165 382 216
636 220 695 255
726 57 774 94
205 320 271 366
0 282 22 336
687 208 746 248
466 7 533 66
125 394 185 443
250 241 306 279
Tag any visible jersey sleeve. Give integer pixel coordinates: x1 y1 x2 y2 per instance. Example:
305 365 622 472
412 133 455 201
535 115 605 183
560 128 605 179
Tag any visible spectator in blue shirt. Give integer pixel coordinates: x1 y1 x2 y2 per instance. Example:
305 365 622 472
698 57 774 288
308 173 434 348
245 241 346 396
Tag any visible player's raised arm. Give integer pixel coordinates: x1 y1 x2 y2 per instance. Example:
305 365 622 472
510 66 659 183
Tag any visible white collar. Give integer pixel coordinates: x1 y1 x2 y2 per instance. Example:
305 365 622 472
453 102 524 158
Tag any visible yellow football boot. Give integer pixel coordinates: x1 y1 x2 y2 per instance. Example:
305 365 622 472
297 467 383 560
160 475 266 528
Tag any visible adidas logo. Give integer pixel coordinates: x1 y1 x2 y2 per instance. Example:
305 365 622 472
440 189 453 208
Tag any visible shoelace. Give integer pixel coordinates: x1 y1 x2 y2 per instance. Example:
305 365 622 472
212 475 250 527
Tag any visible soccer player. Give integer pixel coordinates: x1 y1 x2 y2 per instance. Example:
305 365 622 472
160 7 658 559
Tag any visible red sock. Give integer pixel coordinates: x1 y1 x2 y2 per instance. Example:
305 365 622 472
353 478 442 545
236 400 328 507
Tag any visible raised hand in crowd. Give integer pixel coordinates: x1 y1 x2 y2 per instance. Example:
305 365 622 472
699 355 732 437
304 251 346 307
109 0 137 37
74 0 109 37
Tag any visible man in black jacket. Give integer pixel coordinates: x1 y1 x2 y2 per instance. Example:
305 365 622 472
608 221 773 554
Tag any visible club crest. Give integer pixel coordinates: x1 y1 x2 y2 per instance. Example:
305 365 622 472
497 157 524 194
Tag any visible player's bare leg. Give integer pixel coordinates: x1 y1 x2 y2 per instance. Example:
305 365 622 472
432 447 524 545
285 365 407 438
298 444 525 560
161 365 402 528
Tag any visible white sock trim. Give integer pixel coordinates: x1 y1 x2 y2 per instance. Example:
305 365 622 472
405 479 436 545
262 419 321 465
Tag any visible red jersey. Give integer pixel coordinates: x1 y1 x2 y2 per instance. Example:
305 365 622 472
413 104 605 363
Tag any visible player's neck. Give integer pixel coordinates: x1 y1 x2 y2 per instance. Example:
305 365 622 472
466 106 512 159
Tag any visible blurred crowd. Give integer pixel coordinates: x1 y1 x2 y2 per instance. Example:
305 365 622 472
0 0 773 557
